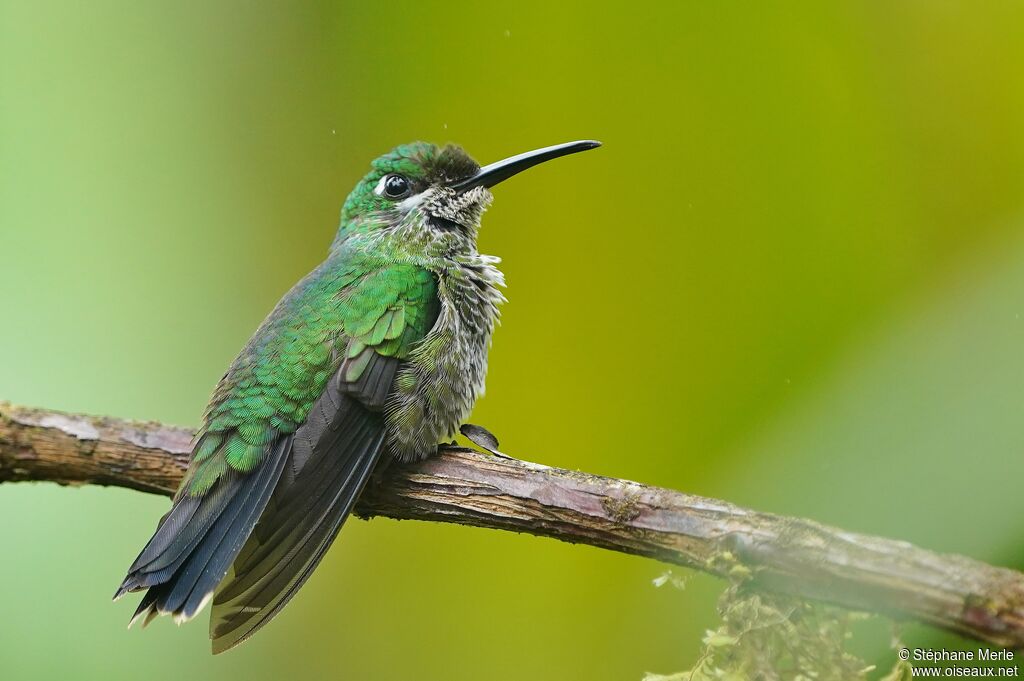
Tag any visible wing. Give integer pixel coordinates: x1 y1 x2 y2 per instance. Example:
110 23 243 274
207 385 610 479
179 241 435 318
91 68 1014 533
209 265 439 652
115 255 439 641
207 348 395 652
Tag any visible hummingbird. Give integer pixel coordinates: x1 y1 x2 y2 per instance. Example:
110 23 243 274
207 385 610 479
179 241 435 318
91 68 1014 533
114 139 601 653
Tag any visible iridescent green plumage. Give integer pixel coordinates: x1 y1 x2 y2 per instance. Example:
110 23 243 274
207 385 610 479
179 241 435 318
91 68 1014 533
115 139 599 653
186 255 439 494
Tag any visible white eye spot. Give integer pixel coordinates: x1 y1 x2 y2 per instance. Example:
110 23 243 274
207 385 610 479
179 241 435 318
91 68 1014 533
373 175 389 196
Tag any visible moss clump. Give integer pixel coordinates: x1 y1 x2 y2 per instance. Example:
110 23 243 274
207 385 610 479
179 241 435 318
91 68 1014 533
644 584 909 681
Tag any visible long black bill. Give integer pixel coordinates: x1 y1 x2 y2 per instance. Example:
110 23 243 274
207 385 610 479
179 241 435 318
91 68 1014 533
451 140 601 192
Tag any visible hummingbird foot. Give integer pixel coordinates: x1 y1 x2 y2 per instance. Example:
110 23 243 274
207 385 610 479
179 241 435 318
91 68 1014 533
458 423 512 459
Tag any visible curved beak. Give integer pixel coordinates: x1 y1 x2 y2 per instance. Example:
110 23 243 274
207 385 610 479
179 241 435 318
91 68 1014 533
450 140 601 192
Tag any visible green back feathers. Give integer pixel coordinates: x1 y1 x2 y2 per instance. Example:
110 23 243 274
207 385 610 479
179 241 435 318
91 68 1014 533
182 250 438 496
182 140 485 496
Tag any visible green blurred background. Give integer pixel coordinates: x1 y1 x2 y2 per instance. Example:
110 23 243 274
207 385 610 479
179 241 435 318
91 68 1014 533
2 1 1023 679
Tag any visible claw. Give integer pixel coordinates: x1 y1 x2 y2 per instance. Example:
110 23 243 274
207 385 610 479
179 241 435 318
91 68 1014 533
459 423 512 459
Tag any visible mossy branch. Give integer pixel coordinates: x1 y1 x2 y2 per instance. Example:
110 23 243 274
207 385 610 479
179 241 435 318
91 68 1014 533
2 400 1023 648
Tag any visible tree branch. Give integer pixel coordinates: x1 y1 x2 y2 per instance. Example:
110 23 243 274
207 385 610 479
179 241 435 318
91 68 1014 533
2 400 1023 647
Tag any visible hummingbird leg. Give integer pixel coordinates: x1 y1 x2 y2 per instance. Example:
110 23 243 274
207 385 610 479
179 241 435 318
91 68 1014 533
458 423 513 459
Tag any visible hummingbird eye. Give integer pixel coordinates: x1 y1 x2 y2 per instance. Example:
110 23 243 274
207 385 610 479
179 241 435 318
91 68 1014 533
376 174 412 200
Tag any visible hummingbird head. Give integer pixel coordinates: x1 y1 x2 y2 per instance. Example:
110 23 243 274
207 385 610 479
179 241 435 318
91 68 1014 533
333 140 600 258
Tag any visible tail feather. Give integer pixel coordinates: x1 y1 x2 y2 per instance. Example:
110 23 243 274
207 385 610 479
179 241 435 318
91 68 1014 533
117 436 290 623
115 480 233 597
152 449 286 620
116 353 400 651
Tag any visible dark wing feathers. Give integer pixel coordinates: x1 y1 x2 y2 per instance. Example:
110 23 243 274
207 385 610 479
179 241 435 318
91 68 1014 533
343 345 398 408
208 353 399 653
210 426 384 652
117 351 400 645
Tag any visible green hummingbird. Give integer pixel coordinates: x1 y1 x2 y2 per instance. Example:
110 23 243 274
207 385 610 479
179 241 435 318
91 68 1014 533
114 139 600 653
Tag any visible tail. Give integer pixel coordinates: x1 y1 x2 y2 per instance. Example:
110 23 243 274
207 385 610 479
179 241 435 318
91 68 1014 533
114 435 292 626
116 353 397 649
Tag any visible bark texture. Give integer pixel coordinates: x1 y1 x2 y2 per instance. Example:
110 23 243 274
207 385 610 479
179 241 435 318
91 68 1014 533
2 400 1023 647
